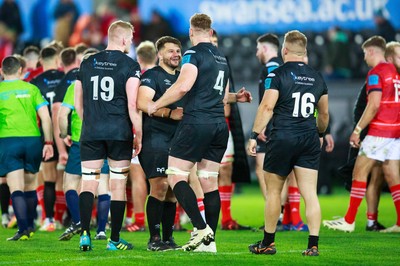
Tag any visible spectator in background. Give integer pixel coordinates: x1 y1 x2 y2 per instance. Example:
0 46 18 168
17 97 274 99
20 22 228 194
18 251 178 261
373 9 396 42
0 0 23 63
54 0 80 47
142 10 173 44
323 27 352 79
0 0 23 44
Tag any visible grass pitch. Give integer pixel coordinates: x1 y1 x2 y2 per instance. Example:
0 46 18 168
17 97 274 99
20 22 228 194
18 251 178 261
0 184 398 266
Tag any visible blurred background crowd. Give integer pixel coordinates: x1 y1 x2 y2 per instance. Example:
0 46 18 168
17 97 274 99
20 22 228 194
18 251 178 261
1 0 399 194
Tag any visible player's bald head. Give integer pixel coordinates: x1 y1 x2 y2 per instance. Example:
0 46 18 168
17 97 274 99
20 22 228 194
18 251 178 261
283 30 307 56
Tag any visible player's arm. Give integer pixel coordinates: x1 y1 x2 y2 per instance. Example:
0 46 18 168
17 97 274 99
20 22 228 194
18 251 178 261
37 105 54 161
58 105 72 147
350 90 381 148
52 102 68 164
150 63 197 113
316 94 329 135
247 89 279 156
74 80 84 120
127 77 142 156
227 87 252 103
138 85 179 119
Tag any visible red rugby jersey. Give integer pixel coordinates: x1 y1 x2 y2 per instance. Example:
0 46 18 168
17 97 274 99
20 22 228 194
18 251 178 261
366 62 400 138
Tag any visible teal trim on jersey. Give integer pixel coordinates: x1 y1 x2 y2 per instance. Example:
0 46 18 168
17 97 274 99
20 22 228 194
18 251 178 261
265 78 272 90
267 66 278 73
61 102 74 110
182 54 191 64
368 74 379 85
36 102 48 110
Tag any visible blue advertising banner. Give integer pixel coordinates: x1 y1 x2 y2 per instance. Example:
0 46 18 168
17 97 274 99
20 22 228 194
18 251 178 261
139 0 400 35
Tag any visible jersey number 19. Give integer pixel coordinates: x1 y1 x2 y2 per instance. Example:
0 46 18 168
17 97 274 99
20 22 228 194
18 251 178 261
292 92 315 118
91 75 114 101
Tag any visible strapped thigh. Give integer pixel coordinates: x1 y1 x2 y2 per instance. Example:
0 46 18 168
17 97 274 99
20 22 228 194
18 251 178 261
81 167 101 181
109 166 129 180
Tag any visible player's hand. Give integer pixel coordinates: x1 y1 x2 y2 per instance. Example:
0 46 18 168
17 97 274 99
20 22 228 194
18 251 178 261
59 152 68 165
133 137 142 157
63 135 72 147
43 145 54 161
236 87 252 103
258 128 267 142
147 102 158 116
324 134 335 152
246 139 257 156
170 107 183 120
349 132 361 149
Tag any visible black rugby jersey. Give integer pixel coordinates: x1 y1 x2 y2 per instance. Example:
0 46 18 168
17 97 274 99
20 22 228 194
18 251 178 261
258 56 283 104
141 66 182 150
54 68 79 103
181 42 229 124
77 50 141 141
265 61 328 139
30 69 65 116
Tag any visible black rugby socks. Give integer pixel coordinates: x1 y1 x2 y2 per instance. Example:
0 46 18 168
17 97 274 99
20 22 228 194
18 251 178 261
173 181 206 230
204 190 221 235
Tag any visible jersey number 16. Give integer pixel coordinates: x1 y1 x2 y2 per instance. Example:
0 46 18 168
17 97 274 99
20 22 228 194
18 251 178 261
292 92 315 118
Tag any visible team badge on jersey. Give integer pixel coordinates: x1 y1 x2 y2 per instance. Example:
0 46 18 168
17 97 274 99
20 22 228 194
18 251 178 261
368 75 379 86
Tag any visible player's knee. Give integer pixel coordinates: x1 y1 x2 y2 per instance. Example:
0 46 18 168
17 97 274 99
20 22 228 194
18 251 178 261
109 166 129 180
165 167 190 177
81 167 101 181
197 170 219 179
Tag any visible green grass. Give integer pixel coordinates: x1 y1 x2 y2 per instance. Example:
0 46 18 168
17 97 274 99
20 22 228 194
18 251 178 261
0 184 398 265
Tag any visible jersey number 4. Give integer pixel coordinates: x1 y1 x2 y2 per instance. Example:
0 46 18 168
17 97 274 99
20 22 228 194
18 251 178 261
91 76 114 101
292 92 315 118
213 70 225 95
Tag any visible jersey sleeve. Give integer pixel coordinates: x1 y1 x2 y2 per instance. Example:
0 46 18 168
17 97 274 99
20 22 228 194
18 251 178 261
318 72 328 95
181 49 200 67
140 70 157 91
127 60 141 80
61 83 75 110
366 68 382 94
32 85 48 110
264 71 281 91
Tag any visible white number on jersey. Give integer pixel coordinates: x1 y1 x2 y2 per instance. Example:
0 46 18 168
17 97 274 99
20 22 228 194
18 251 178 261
46 91 56 108
91 76 114 101
213 70 225 95
394 78 400 102
292 92 316 118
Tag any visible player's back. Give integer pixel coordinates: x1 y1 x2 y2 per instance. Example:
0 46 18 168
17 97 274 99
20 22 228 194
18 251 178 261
268 61 328 139
30 69 64 115
367 62 400 138
182 43 229 124
78 50 141 141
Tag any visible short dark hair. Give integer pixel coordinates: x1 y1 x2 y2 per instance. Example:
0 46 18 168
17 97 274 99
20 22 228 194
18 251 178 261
74 43 89 55
12 54 26 70
155 36 182 52
2 56 21 75
23 45 40 57
60 48 77 67
40 46 57 60
362 35 386 52
257 33 280 50
190 13 212 31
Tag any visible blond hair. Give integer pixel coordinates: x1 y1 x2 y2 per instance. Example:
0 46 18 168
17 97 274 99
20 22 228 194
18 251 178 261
385 41 400 59
136 41 157 64
108 20 134 41
283 30 307 56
